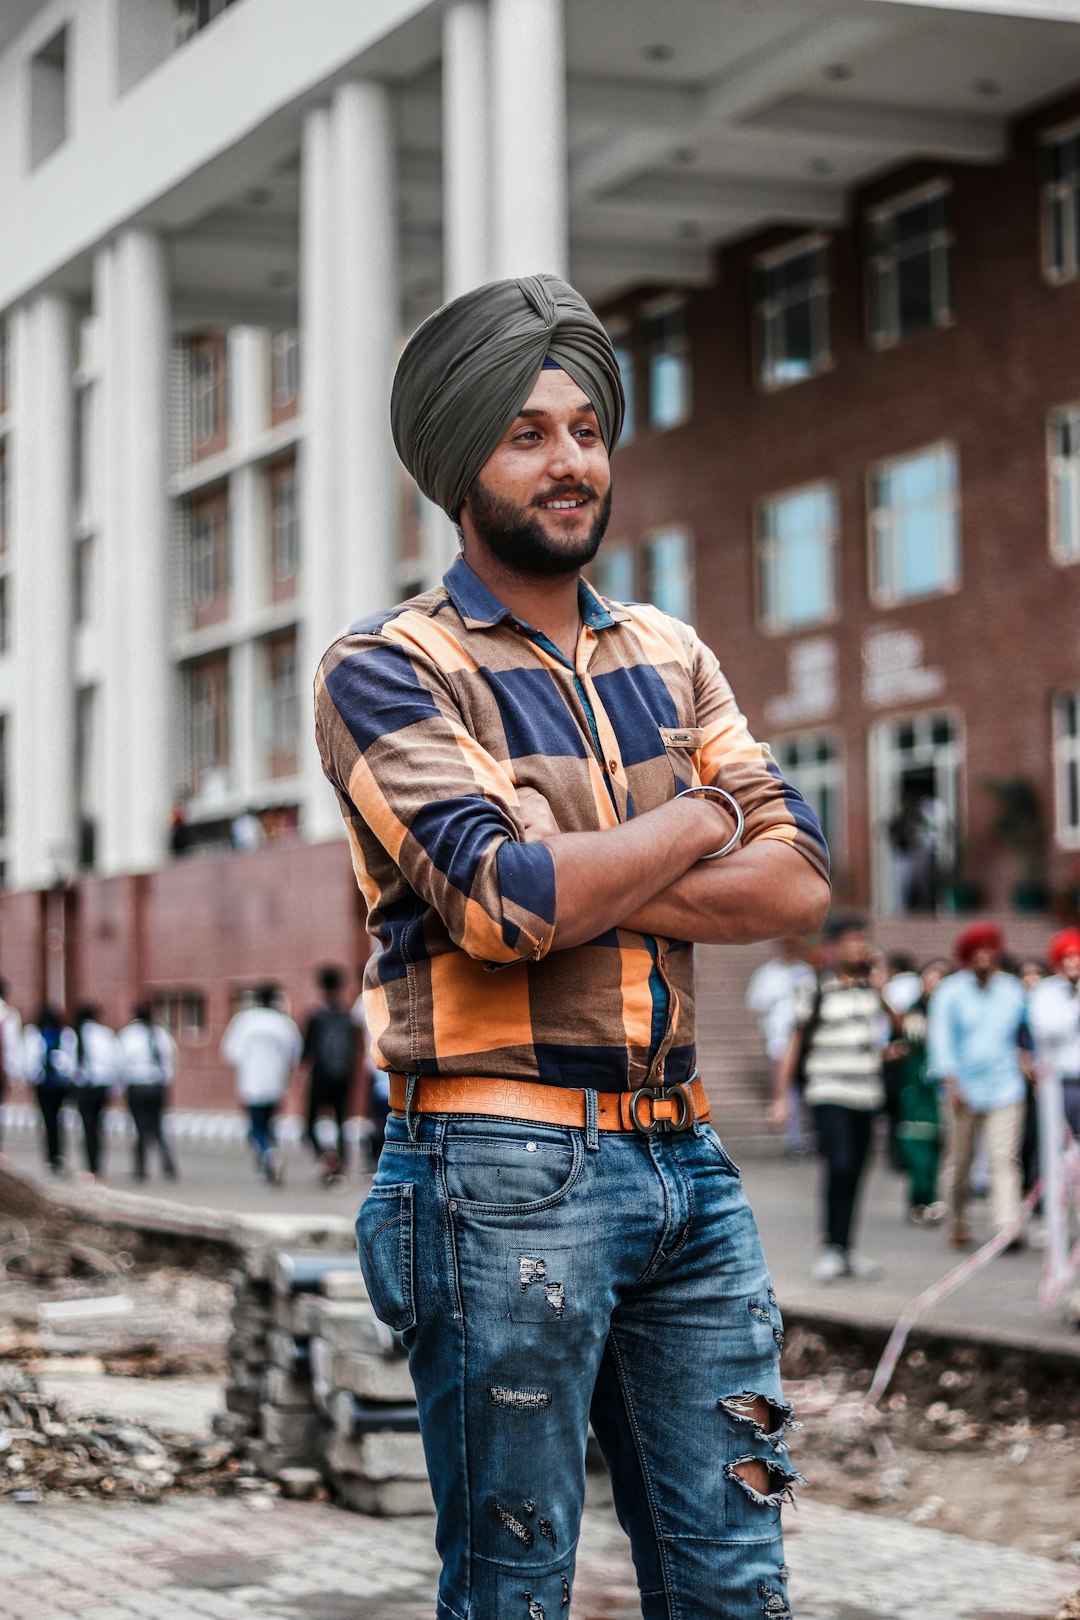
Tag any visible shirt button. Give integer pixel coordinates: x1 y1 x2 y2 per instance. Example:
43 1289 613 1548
608 760 618 773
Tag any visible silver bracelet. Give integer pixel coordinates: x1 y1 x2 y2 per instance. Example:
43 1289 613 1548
674 784 744 860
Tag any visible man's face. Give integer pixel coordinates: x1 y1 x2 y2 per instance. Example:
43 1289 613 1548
460 368 612 578
970 944 998 976
835 929 871 973
1060 949 1080 984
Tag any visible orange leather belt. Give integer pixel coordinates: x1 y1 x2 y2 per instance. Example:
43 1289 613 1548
388 1072 710 1135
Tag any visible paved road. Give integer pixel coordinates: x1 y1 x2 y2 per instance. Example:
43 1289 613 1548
5 1118 1078 1356
0 1492 1075 1620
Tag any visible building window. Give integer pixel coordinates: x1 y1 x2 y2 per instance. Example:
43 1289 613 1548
1042 123 1080 283
642 528 693 620
189 337 227 459
0 580 8 656
754 237 831 389
188 657 230 789
590 543 636 603
175 0 239 45
29 27 68 171
191 513 218 605
643 299 690 430
1049 406 1080 563
607 322 636 444
263 634 299 775
1054 691 1080 847
270 462 299 583
868 183 953 348
869 443 959 605
151 990 208 1040
772 732 843 858
757 483 837 632
186 493 229 622
271 329 300 421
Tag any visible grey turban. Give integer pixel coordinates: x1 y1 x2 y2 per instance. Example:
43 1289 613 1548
391 274 625 518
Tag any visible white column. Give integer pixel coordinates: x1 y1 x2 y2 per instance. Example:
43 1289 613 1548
97 229 172 875
334 80 400 626
10 295 76 891
228 327 268 803
443 0 490 299
298 103 346 843
488 0 568 279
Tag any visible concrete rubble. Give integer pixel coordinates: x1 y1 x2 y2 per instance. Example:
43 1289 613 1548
222 1237 434 1515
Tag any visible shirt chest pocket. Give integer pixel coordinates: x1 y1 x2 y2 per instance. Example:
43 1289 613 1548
658 725 705 791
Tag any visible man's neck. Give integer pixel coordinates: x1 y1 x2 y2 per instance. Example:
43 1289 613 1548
462 541 583 662
973 968 993 988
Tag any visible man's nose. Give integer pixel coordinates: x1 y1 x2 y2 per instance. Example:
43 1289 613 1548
545 428 588 479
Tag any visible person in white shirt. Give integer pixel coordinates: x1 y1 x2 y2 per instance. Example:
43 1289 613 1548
0 977 23 1155
23 1004 77 1173
71 1004 122 1179
220 984 302 1183
118 1005 178 1181
1028 928 1080 1143
745 938 814 1154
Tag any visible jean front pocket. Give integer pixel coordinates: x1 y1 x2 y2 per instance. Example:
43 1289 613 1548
443 1126 582 1214
355 1183 416 1331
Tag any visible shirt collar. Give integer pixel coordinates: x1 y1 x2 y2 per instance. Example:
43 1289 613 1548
443 556 629 632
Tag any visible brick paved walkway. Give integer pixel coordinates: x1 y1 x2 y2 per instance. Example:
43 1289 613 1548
0 1495 1075 1620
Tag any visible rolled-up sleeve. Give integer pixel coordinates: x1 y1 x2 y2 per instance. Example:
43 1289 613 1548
689 631 831 883
315 634 557 966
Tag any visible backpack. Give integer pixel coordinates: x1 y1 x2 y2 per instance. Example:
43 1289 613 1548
311 1008 357 1082
39 1027 68 1088
792 976 824 1094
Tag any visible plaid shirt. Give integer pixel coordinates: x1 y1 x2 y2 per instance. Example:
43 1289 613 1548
314 557 829 1092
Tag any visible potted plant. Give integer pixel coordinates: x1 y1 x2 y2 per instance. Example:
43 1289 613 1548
983 777 1050 912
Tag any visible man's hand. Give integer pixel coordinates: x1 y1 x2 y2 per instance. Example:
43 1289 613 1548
516 785 561 841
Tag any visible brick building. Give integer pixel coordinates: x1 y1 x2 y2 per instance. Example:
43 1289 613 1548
2 0 1080 1108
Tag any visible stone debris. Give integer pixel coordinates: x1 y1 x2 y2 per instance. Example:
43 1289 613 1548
0 1367 272 1502
224 1245 433 1516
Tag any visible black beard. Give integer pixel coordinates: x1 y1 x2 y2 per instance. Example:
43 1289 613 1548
464 478 612 578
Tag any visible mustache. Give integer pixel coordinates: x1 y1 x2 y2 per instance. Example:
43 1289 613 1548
532 485 598 506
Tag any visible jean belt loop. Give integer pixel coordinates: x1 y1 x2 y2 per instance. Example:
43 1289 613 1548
585 1088 600 1151
405 1073 420 1142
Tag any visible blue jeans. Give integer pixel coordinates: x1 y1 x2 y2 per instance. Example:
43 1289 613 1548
247 1102 278 1168
356 1111 798 1620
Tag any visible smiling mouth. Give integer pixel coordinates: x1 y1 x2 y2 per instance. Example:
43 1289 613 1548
537 495 590 511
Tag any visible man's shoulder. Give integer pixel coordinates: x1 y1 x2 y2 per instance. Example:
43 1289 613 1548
318 583 458 672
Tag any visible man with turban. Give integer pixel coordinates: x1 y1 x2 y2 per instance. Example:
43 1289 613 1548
315 274 830 1619
1028 927 1080 1142
928 922 1029 1248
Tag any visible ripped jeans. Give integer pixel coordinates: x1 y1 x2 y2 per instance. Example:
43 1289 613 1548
356 1111 798 1620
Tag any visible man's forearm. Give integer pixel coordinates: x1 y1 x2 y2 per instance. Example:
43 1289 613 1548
541 796 735 950
619 842 830 945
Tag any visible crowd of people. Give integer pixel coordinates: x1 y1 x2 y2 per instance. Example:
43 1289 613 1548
0 963 379 1190
747 919 1080 1282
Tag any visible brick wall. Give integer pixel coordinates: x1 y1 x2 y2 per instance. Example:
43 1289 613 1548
601 88 1080 911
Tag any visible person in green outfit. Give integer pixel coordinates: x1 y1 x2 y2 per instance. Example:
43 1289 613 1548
895 958 953 1224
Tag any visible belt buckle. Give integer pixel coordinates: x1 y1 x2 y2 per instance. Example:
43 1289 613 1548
628 1081 694 1135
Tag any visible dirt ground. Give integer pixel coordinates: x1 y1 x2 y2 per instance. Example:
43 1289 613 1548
781 1324 1080 1565
2 1205 1079 1578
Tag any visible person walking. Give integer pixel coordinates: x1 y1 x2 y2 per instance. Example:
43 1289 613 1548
745 937 814 1155
71 1004 122 1179
772 917 893 1280
1028 927 1080 1143
118 1004 178 1182
894 959 952 1224
314 274 830 1618
928 923 1028 1249
300 965 359 1184
0 977 23 1155
220 984 302 1183
24 1005 76 1174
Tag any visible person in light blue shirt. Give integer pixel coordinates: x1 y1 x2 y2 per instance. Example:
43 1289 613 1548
927 922 1028 1249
